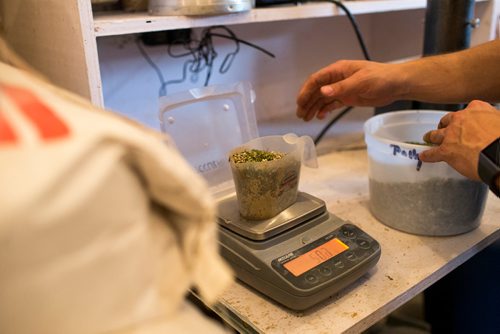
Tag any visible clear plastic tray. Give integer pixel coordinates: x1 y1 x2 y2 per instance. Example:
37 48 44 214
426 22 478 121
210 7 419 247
159 81 258 200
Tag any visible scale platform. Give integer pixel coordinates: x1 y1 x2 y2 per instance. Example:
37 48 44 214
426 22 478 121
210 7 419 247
217 192 326 241
217 191 381 311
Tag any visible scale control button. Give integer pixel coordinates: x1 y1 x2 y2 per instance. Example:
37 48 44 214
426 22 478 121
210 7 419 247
345 251 357 261
334 260 345 269
341 227 356 238
320 266 333 277
301 235 312 244
356 238 371 249
305 274 319 284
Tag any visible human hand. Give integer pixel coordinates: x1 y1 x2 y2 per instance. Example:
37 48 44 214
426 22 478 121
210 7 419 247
420 100 500 180
296 60 407 121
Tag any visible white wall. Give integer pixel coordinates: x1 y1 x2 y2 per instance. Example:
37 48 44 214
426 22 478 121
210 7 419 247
98 9 426 139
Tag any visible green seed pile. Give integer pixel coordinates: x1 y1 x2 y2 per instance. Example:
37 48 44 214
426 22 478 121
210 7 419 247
230 149 286 163
404 141 435 146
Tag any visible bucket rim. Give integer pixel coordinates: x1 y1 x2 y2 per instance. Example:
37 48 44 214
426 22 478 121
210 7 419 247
364 109 448 148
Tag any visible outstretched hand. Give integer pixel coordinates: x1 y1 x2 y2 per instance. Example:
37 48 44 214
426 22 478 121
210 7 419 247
296 60 407 121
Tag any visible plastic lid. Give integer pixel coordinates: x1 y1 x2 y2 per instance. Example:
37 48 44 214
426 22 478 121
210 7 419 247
159 81 258 199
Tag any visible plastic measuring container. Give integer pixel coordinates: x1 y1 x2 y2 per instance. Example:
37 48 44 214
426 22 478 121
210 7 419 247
229 133 317 220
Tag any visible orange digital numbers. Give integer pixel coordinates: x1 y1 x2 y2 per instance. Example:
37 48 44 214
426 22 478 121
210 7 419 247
283 238 349 277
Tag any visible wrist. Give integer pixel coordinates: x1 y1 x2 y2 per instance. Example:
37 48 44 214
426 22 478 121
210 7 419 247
396 62 414 100
398 54 465 103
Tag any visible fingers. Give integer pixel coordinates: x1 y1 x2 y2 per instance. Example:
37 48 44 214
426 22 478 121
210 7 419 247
297 79 354 121
438 112 453 129
296 90 324 120
419 103 497 180
418 147 443 163
297 61 354 120
316 109 330 120
297 86 343 121
423 128 446 145
418 148 442 162
304 96 329 121
421 114 450 162
320 100 345 114
316 100 345 120
467 99 491 109
424 111 453 144
320 85 335 97
297 69 336 114
303 97 344 121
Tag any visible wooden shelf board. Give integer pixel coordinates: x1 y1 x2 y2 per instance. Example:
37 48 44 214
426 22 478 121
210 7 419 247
93 0 428 37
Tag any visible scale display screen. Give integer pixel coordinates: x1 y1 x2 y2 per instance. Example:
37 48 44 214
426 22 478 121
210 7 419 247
283 238 349 276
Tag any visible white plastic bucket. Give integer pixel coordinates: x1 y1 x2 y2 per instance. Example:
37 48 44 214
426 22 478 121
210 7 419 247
364 110 488 236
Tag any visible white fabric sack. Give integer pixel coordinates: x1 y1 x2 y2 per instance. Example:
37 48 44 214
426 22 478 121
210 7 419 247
0 60 233 334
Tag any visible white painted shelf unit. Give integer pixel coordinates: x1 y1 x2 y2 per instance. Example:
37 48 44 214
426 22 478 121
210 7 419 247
1 0 497 107
93 1 431 36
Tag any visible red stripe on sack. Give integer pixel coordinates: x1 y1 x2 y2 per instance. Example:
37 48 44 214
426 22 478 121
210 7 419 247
0 109 18 144
2 85 70 140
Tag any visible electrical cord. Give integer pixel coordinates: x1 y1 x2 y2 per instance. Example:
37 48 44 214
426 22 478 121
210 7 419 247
135 5 368 144
135 37 169 97
313 0 371 146
136 25 275 97
326 0 371 61
167 26 275 86
314 106 353 146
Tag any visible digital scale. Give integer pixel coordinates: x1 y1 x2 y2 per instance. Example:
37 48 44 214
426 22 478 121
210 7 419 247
159 82 381 311
217 191 380 311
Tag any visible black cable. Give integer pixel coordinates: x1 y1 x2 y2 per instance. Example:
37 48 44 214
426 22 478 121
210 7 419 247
327 0 371 61
313 0 371 145
135 38 168 96
314 106 353 145
137 25 275 97
159 60 195 96
209 33 276 58
208 26 241 76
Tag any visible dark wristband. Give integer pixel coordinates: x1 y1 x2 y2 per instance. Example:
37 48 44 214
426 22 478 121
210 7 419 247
478 137 500 197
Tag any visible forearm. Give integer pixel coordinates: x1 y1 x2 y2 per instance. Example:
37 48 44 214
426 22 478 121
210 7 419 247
399 39 500 103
